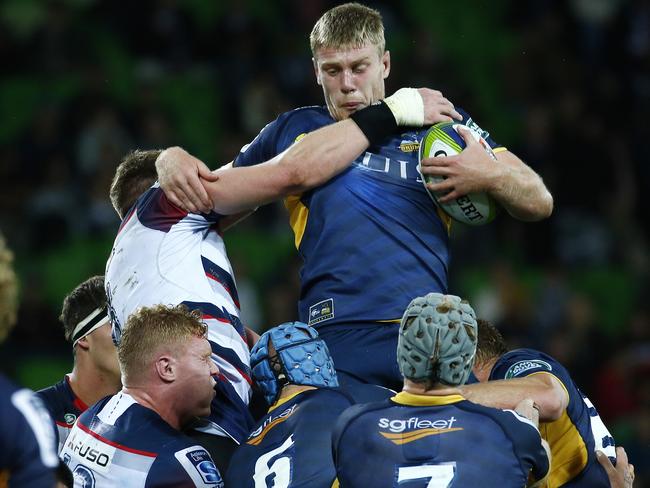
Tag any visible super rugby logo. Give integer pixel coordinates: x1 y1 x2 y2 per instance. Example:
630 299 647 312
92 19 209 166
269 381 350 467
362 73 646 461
378 416 462 445
505 360 552 379
308 299 334 325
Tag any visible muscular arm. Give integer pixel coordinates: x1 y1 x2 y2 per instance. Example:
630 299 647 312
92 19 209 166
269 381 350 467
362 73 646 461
158 87 462 215
420 128 553 221
458 373 568 422
202 119 369 215
489 150 554 221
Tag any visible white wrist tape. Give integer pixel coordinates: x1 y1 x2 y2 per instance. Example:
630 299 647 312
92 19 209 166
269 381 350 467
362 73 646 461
384 88 424 127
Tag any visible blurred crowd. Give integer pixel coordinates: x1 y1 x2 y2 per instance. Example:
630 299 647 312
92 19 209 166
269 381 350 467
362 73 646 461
0 0 648 482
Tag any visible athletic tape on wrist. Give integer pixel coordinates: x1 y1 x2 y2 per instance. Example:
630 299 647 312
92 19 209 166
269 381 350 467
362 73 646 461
349 101 398 146
384 88 424 127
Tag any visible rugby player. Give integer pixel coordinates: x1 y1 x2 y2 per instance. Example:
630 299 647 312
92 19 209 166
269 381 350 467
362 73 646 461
157 2 553 391
37 275 121 453
332 293 550 487
106 84 456 467
456 319 619 487
0 233 59 486
59 304 223 487
226 321 391 487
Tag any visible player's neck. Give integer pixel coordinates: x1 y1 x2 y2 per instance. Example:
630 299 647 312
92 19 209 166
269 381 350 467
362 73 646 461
472 358 498 383
402 379 461 397
122 385 183 430
69 359 121 408
274 385 317 406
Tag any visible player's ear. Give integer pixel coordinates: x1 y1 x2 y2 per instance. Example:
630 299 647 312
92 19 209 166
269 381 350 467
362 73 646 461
382 50 391 79
155 355 176 382
313 58 322 86
76 336 90 351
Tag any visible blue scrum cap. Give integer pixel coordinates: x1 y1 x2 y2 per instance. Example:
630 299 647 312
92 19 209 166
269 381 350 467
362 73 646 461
250 321 338 405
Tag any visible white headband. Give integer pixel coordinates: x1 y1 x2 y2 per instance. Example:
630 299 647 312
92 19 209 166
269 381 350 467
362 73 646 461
71 306 109 347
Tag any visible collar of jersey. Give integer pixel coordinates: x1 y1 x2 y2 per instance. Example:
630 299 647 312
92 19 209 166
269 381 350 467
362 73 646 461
268 389 311 413
391 391 465 406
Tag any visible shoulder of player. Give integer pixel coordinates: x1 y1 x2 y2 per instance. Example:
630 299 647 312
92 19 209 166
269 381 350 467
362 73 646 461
273 105 332 132
492 348 565 380
333 399 393 438
303 387 356 406
35 378 73 415
149 443 222 487
458 400 542 448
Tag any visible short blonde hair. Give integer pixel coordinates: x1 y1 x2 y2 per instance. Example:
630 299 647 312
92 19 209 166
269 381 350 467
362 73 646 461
310 3 385 57
0 233 18 343
118 304 207 382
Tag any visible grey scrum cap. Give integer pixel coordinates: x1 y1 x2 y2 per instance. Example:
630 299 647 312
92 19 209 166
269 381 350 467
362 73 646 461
397 292 478 386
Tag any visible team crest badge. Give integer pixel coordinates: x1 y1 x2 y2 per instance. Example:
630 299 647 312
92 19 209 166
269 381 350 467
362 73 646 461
505 360 552 379
64 413 77 425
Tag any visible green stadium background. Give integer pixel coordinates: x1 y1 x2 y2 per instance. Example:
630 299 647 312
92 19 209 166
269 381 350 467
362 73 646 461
0 1 647 482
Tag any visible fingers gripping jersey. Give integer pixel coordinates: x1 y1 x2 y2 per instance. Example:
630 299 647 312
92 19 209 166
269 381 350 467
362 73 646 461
332 392 549 488
235 106 503 386
225 389 356 488
36 375 89 453
105 184 253 441
490 349 614 487
59 393 223 487
0 375 58 487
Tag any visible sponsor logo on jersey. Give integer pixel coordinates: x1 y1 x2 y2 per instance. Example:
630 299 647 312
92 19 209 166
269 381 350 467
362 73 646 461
64 413 77 425
65 429 115 473
399 141 420 152
72 465 96 487
505 360 552 379
377 416 462 445
185 449 223 486
308 298 334 325
356 151 422 183
248 403 298 445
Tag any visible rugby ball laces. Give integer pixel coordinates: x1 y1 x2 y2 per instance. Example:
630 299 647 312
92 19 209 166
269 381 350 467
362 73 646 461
418 122 499 226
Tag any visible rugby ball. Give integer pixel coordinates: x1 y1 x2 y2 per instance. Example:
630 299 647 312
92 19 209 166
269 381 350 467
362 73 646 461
419 122 498 226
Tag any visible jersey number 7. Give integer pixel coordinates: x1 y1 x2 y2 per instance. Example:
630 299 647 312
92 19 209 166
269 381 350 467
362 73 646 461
395 462 456 487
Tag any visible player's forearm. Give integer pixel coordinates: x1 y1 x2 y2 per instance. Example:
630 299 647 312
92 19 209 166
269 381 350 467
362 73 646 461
275 119 369 192
204 120 368 214
459 375 567 421
489 152 553 221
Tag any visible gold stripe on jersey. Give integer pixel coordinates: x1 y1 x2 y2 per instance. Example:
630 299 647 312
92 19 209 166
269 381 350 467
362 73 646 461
284 195 309 249
436 208 452 234
391 392 465 406
381 427 464 445
493 147 508 154
268 389 311 413
331 478 340 488
540 410 588 486
247 415 291 446
527 372 587 486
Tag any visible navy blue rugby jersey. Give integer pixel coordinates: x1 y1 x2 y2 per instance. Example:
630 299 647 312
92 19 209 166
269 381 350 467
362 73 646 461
490 349 614 487
0 374 59 487
59 392 223 487
332 392 548 488
226 388 356 488
235 106 504 330
37 375 90 453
